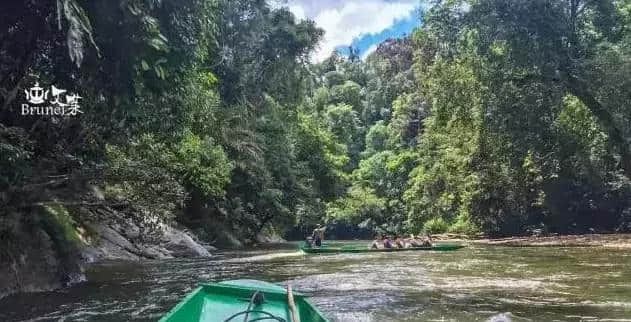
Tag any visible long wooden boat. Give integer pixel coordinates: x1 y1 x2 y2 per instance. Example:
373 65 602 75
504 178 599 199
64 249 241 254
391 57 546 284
300 242 464 254
160 279 329 322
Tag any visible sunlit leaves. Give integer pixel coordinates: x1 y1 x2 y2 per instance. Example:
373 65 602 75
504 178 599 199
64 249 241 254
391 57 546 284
57 0 100 67
174 132 233 198
326 186 387 227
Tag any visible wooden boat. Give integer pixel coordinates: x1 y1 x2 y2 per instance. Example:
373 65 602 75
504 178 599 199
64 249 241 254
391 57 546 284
300 242 464 254
159 279 329 322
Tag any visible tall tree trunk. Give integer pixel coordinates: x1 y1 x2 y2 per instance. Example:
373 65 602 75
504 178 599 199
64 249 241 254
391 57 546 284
566 75 631 177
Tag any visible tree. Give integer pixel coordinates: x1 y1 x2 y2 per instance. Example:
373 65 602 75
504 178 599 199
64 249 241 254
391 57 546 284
364 121 389 157
325 103 363 169
456 0 631 178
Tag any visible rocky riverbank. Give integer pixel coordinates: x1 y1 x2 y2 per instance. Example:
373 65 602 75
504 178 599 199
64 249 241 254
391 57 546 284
79 206 213 262
432 233 631 249
472 233 631 248
0 202 215 299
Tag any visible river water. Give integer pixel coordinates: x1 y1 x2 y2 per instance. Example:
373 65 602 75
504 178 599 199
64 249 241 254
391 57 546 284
2 242 631 321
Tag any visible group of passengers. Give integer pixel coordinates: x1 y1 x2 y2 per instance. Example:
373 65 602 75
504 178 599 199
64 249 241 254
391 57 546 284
371 234 432 249
304 224 433 249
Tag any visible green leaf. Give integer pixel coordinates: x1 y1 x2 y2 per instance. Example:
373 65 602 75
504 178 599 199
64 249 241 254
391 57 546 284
154 65 163 79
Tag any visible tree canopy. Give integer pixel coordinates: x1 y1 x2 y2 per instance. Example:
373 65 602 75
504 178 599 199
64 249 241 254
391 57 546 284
2 0 631 244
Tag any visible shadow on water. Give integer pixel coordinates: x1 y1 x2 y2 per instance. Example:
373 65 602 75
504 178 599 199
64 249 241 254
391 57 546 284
1 242 631 321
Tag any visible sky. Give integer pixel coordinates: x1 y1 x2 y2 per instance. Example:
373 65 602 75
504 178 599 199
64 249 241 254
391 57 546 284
275 0 426 62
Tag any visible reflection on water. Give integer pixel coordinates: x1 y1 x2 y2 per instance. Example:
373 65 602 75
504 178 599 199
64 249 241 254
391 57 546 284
1 243 631 321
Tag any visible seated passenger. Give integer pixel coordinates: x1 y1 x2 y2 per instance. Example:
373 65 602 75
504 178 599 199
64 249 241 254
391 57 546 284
371 234 383 249
413 235 428 247
407 234 421 247
420 233 433 247
383 235 394 248
304 236 313 248
394 235 406 248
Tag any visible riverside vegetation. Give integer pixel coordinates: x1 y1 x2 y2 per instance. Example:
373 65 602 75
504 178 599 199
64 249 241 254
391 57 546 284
2 0 631 298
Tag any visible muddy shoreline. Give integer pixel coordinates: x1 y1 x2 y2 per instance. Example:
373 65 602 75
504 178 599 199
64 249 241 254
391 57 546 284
432 233 631 249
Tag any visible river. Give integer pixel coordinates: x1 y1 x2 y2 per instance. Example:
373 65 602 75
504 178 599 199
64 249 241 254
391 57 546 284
1 242 631 321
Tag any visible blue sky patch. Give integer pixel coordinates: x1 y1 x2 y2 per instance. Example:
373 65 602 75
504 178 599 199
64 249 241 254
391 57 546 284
282 0 426 62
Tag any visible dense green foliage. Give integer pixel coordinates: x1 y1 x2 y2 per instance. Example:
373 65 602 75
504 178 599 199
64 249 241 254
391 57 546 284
2 0 631 244
308 0 631 236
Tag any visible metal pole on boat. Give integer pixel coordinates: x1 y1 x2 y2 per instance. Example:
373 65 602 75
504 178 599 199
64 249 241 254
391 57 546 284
287 283 300 322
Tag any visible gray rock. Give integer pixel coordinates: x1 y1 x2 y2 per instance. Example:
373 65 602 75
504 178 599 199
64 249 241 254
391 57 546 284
1 202 218 300
162 227 211 257
256 233 286 244
203 244 218 251
211 226 243 248
94 224 140 253
80 223 142 261
0 210 85 299
79 246 102 263
90 185 105 201
93 238 140 261
121 221 141 241
137 245 172 260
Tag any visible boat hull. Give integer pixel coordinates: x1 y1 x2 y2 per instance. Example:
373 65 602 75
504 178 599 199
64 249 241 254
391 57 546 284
301 243 464 254
159 279 328 322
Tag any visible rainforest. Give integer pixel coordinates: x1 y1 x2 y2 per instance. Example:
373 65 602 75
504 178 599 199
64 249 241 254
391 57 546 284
2 0 631 306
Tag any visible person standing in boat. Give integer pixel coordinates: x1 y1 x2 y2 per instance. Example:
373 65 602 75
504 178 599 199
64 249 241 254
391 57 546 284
311 224 326 247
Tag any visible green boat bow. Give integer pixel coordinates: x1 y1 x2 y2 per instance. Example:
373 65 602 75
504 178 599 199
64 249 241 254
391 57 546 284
160 279 328 322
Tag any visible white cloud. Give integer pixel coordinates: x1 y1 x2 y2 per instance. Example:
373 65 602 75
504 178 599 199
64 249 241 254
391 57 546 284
284 0 418 62
361 44 379 60
288 4 306 21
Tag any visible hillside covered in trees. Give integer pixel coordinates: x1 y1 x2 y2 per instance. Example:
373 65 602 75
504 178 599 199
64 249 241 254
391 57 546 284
2 0 631 295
